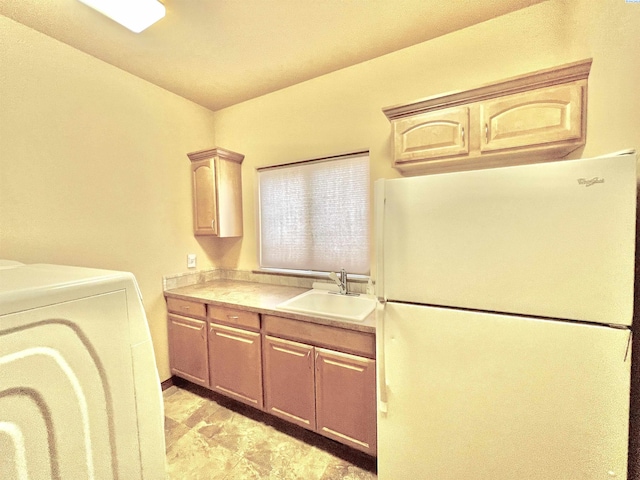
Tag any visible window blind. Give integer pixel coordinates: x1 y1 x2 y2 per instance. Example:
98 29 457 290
258 153 370 275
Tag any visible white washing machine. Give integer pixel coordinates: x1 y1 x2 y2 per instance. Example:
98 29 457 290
0 261 166 479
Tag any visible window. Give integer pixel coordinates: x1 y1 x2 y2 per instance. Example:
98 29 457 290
258 152 370 275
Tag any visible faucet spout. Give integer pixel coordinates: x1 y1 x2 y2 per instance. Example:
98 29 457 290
329 269 348 295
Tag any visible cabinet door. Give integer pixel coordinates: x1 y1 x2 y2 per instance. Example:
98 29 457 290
168 314 209 387
191 159 218 235
315 348 377 456
208 322 263 409
393 106 469 164
480 82 585 153
263 336 316 430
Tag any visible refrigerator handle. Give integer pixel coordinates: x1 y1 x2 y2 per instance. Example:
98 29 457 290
376 300 389 414
374 179 385 301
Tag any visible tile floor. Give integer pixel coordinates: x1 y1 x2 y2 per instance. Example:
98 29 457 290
163 381 378 479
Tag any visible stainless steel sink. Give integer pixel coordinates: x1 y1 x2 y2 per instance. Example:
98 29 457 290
276 289 377 322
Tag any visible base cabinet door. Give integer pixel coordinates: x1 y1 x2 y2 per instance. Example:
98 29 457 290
208 322 263 409
263 335 316 430
168 314 209 387
315 348 377 456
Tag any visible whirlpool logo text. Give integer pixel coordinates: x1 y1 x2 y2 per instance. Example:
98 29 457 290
577 177 605 187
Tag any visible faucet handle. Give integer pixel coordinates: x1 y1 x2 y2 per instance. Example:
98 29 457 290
339 269 348 294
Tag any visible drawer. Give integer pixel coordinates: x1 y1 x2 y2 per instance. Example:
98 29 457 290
166 297 206 319
262 315 375 359
208 305 260 331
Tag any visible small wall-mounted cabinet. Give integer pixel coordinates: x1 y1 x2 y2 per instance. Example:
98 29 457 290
384 59 592 175
187 147 244 237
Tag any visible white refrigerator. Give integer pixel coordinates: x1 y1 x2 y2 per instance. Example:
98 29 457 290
375 151 637 479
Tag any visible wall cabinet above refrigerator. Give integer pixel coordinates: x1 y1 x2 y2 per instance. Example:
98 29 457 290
187 147 244 237
383 58 591 175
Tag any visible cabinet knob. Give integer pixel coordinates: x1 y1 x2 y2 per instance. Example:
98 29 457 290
461 126 465 147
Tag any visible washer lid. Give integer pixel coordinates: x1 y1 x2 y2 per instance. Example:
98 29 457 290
0 259 24 269
0 263 133 316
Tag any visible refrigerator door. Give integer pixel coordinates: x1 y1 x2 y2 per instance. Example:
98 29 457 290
377 302 631 480
379 152 637 326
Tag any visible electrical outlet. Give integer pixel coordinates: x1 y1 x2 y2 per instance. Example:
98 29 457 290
187 254 196 269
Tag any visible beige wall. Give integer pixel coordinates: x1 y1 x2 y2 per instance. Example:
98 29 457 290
212 0 640 273
2 0 640 386
0 15 218 380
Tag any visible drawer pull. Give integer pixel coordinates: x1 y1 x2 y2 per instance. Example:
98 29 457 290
227 315 239 320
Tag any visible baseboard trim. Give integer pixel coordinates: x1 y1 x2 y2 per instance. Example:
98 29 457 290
161 376 177 391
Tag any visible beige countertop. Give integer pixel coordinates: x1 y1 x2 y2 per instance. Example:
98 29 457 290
164 279 376 333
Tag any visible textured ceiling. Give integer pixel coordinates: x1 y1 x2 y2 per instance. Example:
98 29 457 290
0 0 545 111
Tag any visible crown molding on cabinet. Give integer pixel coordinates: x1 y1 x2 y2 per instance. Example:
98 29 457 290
382 58 593 121
187 147 245 164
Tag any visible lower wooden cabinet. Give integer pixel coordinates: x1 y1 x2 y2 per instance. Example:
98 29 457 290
208 322 263 409
167 297 377 456
263 335 377 456
263 336 316 430
315 348 377 455
167 314 209 387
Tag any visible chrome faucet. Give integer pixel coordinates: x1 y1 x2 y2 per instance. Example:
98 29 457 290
329 268 348 295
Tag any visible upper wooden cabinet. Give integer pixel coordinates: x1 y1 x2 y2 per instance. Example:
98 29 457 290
187 147 244 237
383 59 592 175
393 106 470 163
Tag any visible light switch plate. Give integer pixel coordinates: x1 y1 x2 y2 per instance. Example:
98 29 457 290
187 254 196 268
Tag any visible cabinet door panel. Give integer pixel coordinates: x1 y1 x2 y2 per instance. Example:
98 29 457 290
263 336 316 430
209 322 263 409
315 348 377 455
168 314 209 387
480 83 584 153
393 106 469 163
192 159 217 235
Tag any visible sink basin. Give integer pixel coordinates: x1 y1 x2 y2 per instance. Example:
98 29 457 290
276 289 377 322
